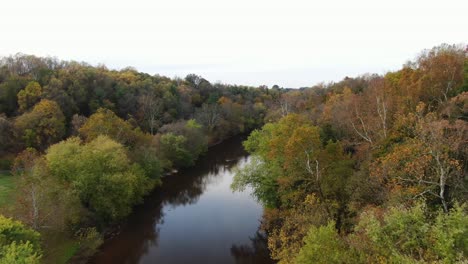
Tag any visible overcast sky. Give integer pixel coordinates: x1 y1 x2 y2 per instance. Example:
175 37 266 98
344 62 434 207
1 0 466 87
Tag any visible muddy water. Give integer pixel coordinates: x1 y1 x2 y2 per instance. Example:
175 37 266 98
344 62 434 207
90 136 274 264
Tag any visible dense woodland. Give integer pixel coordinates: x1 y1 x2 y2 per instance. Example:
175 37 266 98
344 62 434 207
233 44 468 263
0 43 467 263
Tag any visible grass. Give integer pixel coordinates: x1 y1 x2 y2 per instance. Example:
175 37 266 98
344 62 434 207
0 171 15 207
42 230 80 264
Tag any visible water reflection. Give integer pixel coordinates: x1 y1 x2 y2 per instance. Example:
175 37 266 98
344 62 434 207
90 136 274 264
231 232 272 264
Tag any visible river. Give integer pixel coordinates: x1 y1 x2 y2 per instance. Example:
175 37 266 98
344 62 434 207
90 136 274 264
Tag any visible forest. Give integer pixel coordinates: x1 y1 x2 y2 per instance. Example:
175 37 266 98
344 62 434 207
0 43 467 263
232 44 468 263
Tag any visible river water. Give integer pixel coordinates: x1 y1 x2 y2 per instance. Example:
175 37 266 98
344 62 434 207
90 136 274 264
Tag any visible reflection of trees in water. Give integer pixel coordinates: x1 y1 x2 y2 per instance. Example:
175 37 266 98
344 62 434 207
230 231 275 264
128 159 242 258
161 160 239 207
91 136 261 264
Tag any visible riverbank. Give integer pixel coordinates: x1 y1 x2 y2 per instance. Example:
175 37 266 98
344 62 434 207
89 135 274 264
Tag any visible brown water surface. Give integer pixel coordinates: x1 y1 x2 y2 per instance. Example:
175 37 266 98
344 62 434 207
90 136 274 264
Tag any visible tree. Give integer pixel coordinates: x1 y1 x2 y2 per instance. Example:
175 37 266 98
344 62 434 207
11 149 81 230
295 221 352 264
42 77 76 119
266 195 330 264
46 136 154 224
416 44 466 104
138 93 163 135
159 119 207 161
17 81 42 113
14 99 65 150
373 105 466 212
0 241 41 264
0 114 13 154
232 157 279 208
457 57 468 94
0 215 41 263
79 108 140 147
70 114 87 136
159 133 193 168
238 114 354 210
351 203 468 262
0 77 28 116
195 103 221 133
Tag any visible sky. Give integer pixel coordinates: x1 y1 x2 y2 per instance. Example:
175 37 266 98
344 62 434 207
0 0 466 88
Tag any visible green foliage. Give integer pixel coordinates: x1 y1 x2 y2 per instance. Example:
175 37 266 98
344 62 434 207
159 119 207 163
356 204 430 259
238 114 354 210
17 81 42 113
0 216 40 248
0 215 41 263
183 119 208 158
292 203 468 264
295 222 351 264
11 148 82 230
232 156 279 208
0 241 41 264
430 203 468 262
46 136 154 223
160 133 193 167
352 203 468 263
133 145 163 180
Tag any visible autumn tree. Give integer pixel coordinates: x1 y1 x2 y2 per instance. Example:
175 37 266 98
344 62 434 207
416 44 466 104
266 195 331 264
373 104 466 212
14 99 65 150
17 81 42 113
78 108 141 147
